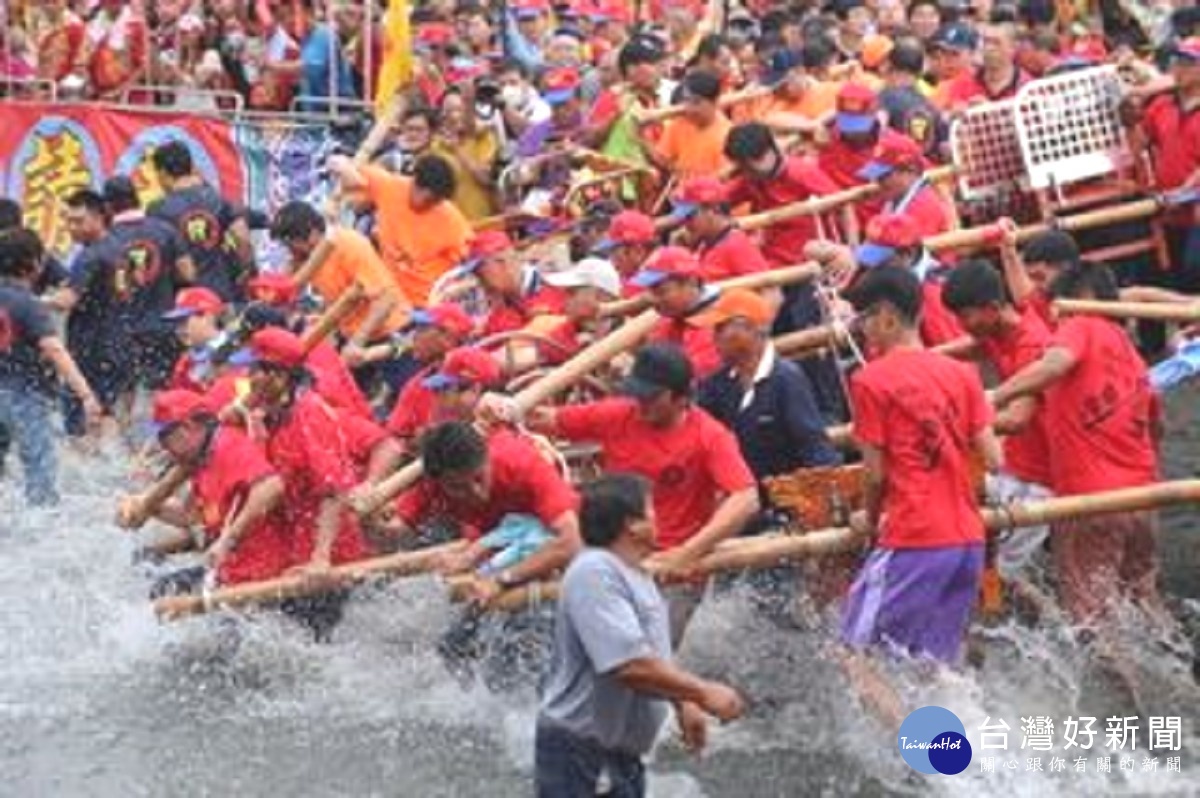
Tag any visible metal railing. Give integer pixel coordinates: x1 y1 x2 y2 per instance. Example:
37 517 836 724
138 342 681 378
0 76 57 100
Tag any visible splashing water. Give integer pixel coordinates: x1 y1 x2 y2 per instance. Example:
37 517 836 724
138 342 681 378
2 386 1199 797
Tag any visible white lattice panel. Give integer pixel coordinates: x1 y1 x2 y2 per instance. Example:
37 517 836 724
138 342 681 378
1014 65 1129 190
949 99 1025 200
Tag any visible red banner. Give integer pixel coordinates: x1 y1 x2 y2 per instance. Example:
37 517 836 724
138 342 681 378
0 103 246 256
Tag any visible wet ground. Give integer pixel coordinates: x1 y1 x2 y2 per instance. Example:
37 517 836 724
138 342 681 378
1 384 1199 797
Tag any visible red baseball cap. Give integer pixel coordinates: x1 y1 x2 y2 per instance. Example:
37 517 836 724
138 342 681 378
836 83 879 135
152 389 211 427
855 213 921 268
543 67 581 105
248 327 307 369
595 211 657 253
410 303 475 339
631 246 704 288
422 347 503 391
461 230 513 273
163 287 224 321
672 177 728 219
417 23 456 47
246 273 300 307
857 135 925 181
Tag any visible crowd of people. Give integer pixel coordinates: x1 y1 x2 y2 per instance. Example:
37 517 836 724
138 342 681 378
2 0 1200 793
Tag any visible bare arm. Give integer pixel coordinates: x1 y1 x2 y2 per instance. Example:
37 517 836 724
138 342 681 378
228 218 254 272
1119 285 1194 304
992 346 1077 409
364 437 405 483
328 154 368 192
974 426 1004 475
39 336 98 406
673 487 759 561
504 510 583 585
616 658 743 721
348 291 402 349
211 476 286 557
998 237 1035 307
859 442 885 533
176 253 198 285
993 395 1037 436
309 495 346 567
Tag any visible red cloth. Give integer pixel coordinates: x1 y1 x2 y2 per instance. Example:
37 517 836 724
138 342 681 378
386 364 437 440
1143 93 1200 226
849 348 991 548
306 341 374 420
977 305 1054 486
191 427 290 584
724 156 841 265
554 399 755 550
1044 316 1159 496
920 282 966 347
695 227 771 282
649 316 723 378
896 185 952 239
264 391 368 565
395 429 579 539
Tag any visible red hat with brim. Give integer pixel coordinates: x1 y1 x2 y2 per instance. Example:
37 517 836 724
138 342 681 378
422 347 503 391
163 287 224 321
631 246 704 288
248 327 308 369
152 389 211 428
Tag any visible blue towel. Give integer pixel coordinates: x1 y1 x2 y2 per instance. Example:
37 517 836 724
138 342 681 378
476 514 554 577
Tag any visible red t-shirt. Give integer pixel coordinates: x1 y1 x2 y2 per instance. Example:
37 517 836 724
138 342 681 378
649 316 723 378
818 127 910 224
1043 316 1158 495
977 305 1053 487
850 348 991 548
695 227 771 282
306 341 374 421
264 391 368 565
168 351 206 394
1019 291 1056 330
386 364 437 441
894 185 952 239
724 156 841 266
395 429 579 540
191 427 290 585
941 68 1028 110
920 282 966 347
481 284 567 337
1143 93 1200 225
554 399 755 550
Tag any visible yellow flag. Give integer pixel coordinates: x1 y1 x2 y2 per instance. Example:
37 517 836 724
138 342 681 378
376 0 413 113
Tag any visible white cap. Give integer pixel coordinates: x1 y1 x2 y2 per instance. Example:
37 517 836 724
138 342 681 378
542 257 622 298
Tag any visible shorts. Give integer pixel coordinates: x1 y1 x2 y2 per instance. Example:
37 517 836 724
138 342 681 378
841 544 985 664
986 472 1052 580
1050 510 1159 629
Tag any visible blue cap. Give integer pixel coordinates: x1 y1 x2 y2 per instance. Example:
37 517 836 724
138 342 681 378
857 160 895 181
544 88 576 105
930 22 979 52
162 307 200 322
592 238 620 255
837 113 877 135
630 269 670 288
226 348 257 367
668 201 701 221
855 243 897 269
422 372 465 391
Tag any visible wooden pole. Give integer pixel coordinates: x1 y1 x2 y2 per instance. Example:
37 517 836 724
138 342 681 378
300 282 366 349
154 541 468 620
600 261 823 319
1054 298 1200 323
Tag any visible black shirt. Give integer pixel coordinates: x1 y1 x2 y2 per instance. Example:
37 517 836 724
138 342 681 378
148 183 245 301
0 282 57 396
698 347 842 484
104 213 188 337
879 85 946 159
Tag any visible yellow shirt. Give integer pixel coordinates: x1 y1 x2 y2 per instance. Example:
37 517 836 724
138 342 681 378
432 131 500 222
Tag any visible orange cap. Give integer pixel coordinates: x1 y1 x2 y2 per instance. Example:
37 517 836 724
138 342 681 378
687 288 773 329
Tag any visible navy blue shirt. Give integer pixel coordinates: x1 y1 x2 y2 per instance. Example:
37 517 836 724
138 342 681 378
148 183 245 301
0 282 57 396
698 347 841 484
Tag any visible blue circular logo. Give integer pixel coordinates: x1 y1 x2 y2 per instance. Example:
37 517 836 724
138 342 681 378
897 705 972 775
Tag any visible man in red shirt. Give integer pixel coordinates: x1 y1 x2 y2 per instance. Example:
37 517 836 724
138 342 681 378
385 421 582 604
525 342 759 645
857 135 951 238
992 264 1164 633
670 177 772 282
535 258 624 366
1126 39 1200 291
594 210 660 290
852 213 964 346
941 260 1054 578
384 303 475 446
461 230 566 336
129 390 290 592
630 247 724 377
421 346 506 427
839 267 1000 665
936 21 1028 113
245 327 373 639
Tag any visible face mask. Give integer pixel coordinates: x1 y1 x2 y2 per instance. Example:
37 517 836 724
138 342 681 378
500 84 526 108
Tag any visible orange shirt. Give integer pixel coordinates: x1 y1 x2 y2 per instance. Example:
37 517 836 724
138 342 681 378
360 166 473 304
738 81 842 125
311 228 410 339
656 113 733 180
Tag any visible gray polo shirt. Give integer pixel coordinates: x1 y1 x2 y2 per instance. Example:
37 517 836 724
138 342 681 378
538 548 673 755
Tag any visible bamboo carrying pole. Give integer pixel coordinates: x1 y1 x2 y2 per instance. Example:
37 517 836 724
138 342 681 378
1054 298 1200 323
154 541 469 620
162 479 1200 619
600 261 823 319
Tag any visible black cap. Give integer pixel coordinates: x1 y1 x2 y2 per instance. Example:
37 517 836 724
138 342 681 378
620 343 694 399
1021 230 1080 266
930 22 979 52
